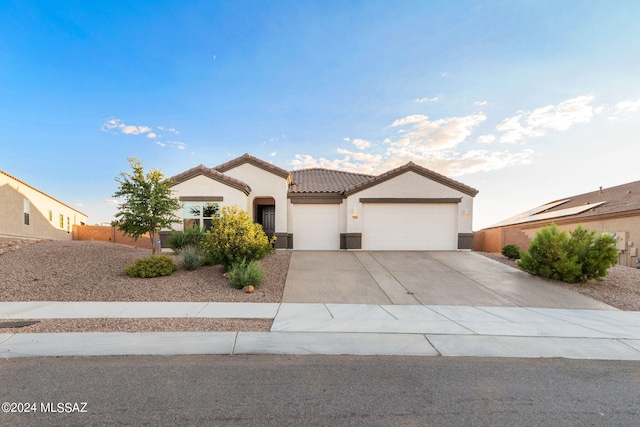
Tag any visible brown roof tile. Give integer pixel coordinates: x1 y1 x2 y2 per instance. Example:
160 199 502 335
289 168 374 194
169 155 479 200
345 162 479 197
214 153 290 179
168 164 252 195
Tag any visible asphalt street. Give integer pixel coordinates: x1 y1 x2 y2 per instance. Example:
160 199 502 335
1 355 639 426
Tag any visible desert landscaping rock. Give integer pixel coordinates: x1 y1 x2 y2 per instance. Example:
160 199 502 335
0 240 289 303
480 252 640 311
0 318 272 334
0 239 289 333
2 239 639 335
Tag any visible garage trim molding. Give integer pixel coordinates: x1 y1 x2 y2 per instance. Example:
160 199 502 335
359 197 461 203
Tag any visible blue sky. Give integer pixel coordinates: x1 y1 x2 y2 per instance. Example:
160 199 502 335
2 0 640 229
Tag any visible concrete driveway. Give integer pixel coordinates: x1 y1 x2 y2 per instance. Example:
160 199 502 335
282 251 614 309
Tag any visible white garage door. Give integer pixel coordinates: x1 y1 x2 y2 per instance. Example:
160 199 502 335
292 204 340 250
362 203 457 250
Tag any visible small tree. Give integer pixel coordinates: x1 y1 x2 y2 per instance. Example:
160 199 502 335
112 158 180 254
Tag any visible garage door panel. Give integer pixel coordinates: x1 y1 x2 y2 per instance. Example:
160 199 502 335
293 204 340 250
362 203 457 250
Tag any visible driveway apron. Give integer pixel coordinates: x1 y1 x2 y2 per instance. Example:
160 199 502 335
282 251 615 309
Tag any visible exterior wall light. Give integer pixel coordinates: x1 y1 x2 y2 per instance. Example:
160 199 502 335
462 209 470 218
352 210 359 219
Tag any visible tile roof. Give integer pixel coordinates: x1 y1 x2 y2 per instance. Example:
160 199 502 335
345 162 479 197
289 168 374 194
487 180 640 228
214 153 290 179
171 155 479 199
168 164 252 195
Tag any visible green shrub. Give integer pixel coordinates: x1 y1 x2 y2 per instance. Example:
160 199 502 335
123 255 177 278
167 226 206 252
568 226 618 282
227 260 265 289
179 245 204 271
501 244 521 260
201 205 275 270
519 224 617 283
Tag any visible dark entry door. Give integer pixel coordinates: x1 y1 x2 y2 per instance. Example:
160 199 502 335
260 205 275 238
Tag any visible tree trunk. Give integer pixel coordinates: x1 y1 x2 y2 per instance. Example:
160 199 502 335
150 230 156 255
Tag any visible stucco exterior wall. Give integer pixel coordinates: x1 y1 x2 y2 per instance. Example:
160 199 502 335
168 174 248 231
0 173 87 240
344 171 473 235
220 163 289 233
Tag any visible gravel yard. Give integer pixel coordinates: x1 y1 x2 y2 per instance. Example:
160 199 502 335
479 252 640 311
2 239 640 334
0 238 289 333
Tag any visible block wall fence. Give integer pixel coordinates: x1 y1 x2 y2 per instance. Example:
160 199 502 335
73 225 153 250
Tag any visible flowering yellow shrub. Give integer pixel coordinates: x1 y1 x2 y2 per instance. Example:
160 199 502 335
201 206 275 270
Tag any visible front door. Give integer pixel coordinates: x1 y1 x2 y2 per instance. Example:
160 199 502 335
259 205 275 238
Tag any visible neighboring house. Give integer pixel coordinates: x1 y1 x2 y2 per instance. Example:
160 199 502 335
474 181 640 267
0 169 87 240
163 153 478 251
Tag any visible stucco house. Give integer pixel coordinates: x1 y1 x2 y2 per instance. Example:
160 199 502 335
474 180 640 267
163 154 478 251
0 169 87 240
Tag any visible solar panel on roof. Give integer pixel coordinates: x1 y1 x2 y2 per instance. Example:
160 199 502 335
489 201 606 227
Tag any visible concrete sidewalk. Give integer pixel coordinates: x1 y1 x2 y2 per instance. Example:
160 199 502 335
2 302 640 360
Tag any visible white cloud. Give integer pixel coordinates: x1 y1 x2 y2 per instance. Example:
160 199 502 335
102 118 185 149
426 149 535 176
352 138 371 150
270 151 277 157
390 114 429 127
104 199 120 206
389 113 487 152
101 118 153 136
475 101 488 107
496 95 598 143
120 125 152 135
477 135 495 144
158 126 179 134
288 111 534 177
415 97 439 103
615 98 640 113
166 141 186 150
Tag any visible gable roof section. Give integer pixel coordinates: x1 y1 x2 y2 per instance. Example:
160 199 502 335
214 153 290 179
487 180 640 229
168 164 252 195
169 155 478 200
0 169 87 216
289 168 374 194
344 162 479 197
